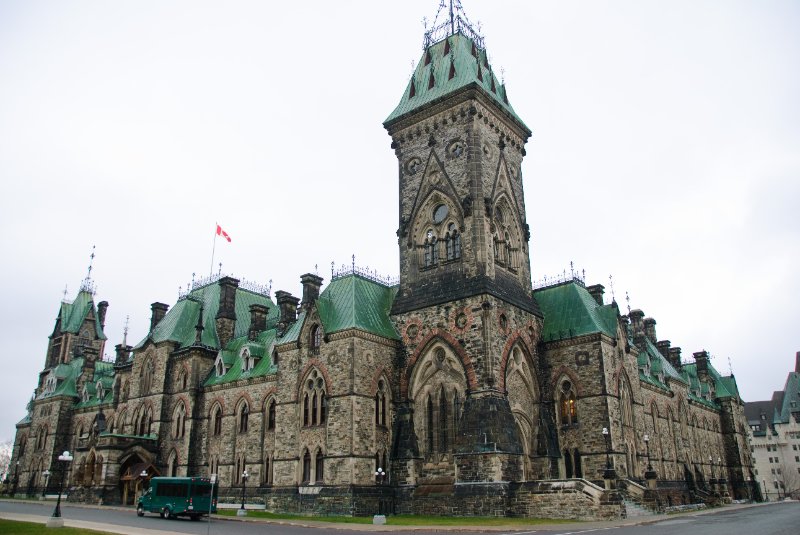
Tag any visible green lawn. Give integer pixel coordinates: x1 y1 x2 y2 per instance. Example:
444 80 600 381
215 510 573 525
0 519 116 535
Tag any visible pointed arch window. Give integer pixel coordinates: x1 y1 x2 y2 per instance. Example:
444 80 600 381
310 325 322 353
439 387 449 452
302 449 311 483
375 380 387 428
238 401 249 433
559 380 578 426
140 358 154 395
445 223 461 260
263 452 273 485
212 405 222 436
426 395 434 452
302 370 327 427
314 448 324 484
504 231 513 268
267 399 276 430
173 402 186 439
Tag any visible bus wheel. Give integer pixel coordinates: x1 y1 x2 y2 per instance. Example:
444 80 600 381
160 507 168 519
136 504 144 517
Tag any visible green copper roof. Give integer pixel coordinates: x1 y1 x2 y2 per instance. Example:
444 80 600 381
534 282 618 342
317 275 400 340
385 33 527 131
58 290 107 340
775 372 800 424
204 329 278 387
278 310 306 345
135 281 278 351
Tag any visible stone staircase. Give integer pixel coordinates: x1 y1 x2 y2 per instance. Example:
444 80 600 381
623 499 655 518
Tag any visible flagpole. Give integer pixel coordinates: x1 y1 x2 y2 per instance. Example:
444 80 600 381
210 224 218 277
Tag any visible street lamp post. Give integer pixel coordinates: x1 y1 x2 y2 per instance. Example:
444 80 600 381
237 470 249 517
708 455 716 493
643 434 657 487
47 450 73 528
41 469 51 499
373 468 387 525
775 478 782 500
717 456 727 497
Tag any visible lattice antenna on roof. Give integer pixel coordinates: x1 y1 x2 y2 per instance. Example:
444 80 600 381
423 0 484 50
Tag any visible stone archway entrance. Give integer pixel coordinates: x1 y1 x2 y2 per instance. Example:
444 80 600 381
119 455 159 505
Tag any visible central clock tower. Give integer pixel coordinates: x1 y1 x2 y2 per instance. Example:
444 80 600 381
385 20 553 486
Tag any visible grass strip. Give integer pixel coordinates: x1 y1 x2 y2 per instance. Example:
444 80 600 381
0 519 117 535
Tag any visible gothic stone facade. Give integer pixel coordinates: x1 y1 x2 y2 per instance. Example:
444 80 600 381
9 27 755 518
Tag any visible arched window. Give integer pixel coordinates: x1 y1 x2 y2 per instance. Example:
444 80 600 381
446 223 461 260
267 399 276 430
140 358 154 395
564 449 573 478
559 380 578 425
168 450 178 477
302 449 311 483
173 402 186 439
234 455 245 485
504 231 513 267
212 405 222 436
375 380 387 428
426 395 434 452
36 426 47 451
310 325 322 353
178 369 188 390
439 387 448 452
209 455 219 478
238 401 249 433
423 230 438 267
216 359 225 377
573 449 583 478
315 449 324 484
18 436 26 457
302 370 327 427
263 453 273 485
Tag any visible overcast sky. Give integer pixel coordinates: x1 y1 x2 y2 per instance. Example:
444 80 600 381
1 0 798 442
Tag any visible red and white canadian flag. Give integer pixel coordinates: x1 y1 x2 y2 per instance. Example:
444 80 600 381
216 224 231 242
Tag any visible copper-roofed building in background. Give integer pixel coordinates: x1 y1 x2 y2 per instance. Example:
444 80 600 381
744 352 800 501
6 1 757 519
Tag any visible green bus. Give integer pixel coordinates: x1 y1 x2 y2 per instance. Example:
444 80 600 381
137 477 217 520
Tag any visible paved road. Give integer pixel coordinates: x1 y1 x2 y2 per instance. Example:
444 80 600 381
0 499 798 535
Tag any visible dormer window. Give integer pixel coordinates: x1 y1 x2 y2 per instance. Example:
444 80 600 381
44 374 57 394
214 354 226 377
310 325 322 353
241 348 254 372
96 381 104 400
82 386 90 403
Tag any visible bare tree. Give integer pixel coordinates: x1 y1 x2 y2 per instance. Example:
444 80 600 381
0 440 11 484
780 463 800 499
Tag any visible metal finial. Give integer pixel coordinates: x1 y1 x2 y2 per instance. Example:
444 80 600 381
87 245 96 278
331 261 335 278
501 66 505 84
570 261 574 277
608 274 616 302
63 285 68 301
582 269 586 282
218 262 222 276
728 356 733 376
123 315 129 346
352 254 355 270
625 291 631 314
315 264 318 276
268 279 273 296
191 272 196 288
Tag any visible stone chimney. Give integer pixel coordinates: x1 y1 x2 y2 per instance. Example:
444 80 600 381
586 284 605 306
97 301 108 330
300 273 324 310
629 309 645 341
796 351 800 374
668 347 682 371
150 302 169 331
248 304 269 340
657 340 671 358
215 277 239 348
643 318 657 344
114 343 132 367
694 350 710 381
275 291 299 333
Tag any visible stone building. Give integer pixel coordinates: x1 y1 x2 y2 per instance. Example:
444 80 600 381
744 352 800 501
8 6 756 518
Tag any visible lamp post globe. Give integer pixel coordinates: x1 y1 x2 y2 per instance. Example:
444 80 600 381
238 470 249 516
48 451 73 527
41 469 50 498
